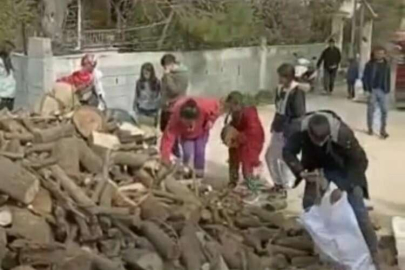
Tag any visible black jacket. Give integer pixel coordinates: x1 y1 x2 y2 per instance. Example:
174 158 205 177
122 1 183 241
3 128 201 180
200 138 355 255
317 47 342 70
362 59 391 93
271 85 306 134
283 111 369 198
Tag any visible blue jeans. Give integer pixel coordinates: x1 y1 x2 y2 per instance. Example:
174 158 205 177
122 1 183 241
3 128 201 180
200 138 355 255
367 88 388 133
303 169 378 258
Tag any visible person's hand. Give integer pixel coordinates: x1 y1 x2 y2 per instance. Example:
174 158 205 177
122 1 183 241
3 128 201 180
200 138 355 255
205 121 213 131
300 170 321 183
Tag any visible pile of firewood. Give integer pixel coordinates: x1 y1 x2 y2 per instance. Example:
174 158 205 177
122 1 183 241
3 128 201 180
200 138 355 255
0 106 333 270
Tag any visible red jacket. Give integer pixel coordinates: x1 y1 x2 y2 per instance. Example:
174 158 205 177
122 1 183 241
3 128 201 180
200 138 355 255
160 97 220 162
57 70 94 91
230 106 264 164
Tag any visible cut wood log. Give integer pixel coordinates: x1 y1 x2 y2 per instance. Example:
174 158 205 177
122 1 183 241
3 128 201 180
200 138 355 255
5 139 22 154
11 266 36 270
244 206 286 228
31 188 53 215
50 165 95 207
134 169 155 188
8 207 53 244
267 244 310 259
0 227 7 265
4 132 34 143
274 235 313 252
33 123 75 143
73 106 106 138
291 256 318 268
26 142 55 154
122 249 163 270
140 221 180 260
53 137 80 175
140 196 170 221
179 223 205 270
0 156 39 204
112 151 149 169
0 207 11 227
164 176 201 206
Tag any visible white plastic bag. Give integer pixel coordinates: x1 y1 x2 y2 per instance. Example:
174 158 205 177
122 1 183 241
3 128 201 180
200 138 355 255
277 159 296 189
299 184 376 270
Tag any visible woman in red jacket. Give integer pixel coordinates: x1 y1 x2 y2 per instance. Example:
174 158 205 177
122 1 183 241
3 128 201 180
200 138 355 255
223 91 265 187
160 97 220 178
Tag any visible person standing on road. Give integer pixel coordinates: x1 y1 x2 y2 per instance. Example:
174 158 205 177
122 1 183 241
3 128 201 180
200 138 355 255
0 41 16 111
134 62 161 126
346 55 359 99
317 39 342 94
265 63 306 197
283 110 380 268
362 46 391 139
160 54 189 157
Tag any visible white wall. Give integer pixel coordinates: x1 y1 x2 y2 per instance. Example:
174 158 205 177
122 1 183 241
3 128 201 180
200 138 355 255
13 42 325 111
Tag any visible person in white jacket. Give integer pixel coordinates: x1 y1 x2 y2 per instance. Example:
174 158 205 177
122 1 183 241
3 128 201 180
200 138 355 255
0 52 16 111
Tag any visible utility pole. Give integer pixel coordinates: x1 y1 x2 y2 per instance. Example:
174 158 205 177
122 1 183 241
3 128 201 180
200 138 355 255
350 0 358 58
76 0 82 51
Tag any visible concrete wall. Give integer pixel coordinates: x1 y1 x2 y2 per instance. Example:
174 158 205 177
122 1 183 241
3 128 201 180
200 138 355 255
13 41 325 111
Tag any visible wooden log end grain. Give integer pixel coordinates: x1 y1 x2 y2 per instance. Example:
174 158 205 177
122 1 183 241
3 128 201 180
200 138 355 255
73 106 106 139
0 156 39 204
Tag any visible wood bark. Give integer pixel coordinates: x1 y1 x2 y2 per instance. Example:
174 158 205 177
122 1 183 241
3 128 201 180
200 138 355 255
77 138 103 174
179 223 205 270
140 221 180 260
73 106 106 138
53 137 80 175
50 165 95 207
33 123 75 143
0 156 39 204
112 151 149 169
164 176 201 206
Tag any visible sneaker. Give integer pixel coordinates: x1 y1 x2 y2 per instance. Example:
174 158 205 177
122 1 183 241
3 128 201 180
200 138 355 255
380 131 389 139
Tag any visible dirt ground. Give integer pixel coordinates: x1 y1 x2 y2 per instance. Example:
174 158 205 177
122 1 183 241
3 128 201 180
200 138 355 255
204 88 405 234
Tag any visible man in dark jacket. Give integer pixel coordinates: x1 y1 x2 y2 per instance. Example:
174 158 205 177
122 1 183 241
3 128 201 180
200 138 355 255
317 39 342 94
283 110 379 266
362 46 391 139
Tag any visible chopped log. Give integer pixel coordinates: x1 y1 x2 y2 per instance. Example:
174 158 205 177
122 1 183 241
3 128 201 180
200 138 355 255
50 165 95 207
11 266 36 270
33 123 75 143
26 142 54 154
261 254 289 269
140 196 170 221
23 156 58 169
179 223 205 270
140 221 180 260
5 139 22 154
275 235 313 252
4 132 34 143
73 106 106 138
291 256 318 268
112 151 149 169
0 119 27 133
77 138 103 174
31 188 53 215
83 249 126 270
0 151 24 160
122 249 163 270
99 182 116 207
86 206 134 216
267 244 310 259
134 169 155 188
53 137 80 175
0 207 11 227
164 176 201 206
243 227 279 252
0 156 39 204
234 215 262 229
244 206 286 228
7 207 53 244
0 227 7 265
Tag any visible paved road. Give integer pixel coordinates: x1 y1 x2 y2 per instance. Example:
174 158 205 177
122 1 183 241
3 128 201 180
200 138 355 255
204 90 405 231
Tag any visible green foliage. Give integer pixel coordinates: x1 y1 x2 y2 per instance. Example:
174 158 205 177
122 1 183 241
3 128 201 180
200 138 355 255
178 2 261 45
0 0 36 43
369 0 405 44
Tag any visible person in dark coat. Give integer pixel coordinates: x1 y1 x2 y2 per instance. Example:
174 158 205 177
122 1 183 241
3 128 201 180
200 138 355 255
317 39 342 94
283 110 379 267
265 63 306 197
346 56 359 99
362 46 391 139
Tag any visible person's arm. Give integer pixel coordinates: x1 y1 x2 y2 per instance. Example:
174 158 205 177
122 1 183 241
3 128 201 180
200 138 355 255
316 50 325 69
362 62 372 92
337 48 342 66
164 73 181 99
386 63 391 93
291 89 306 118
160 117 179 164
283 131 305 185
134 80 141 111
200 99 221 130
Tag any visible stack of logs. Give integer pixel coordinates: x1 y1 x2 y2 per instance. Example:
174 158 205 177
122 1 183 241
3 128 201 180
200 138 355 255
0 106 329 270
